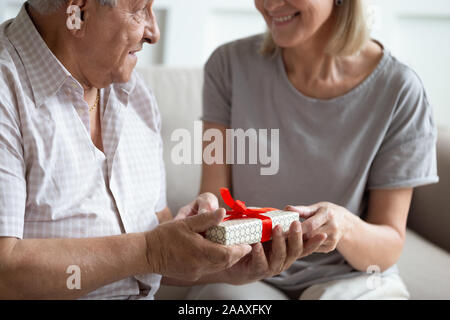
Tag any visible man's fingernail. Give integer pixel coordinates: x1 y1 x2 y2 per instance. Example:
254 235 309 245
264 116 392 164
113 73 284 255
198 209 208 214
275 225 282 235
294 222 302 233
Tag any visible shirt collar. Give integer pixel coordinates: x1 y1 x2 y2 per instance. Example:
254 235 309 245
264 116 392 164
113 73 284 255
6 3 137 108
6 3 71 108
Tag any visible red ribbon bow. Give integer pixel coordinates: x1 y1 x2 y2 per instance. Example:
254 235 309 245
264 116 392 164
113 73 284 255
220 188 279 243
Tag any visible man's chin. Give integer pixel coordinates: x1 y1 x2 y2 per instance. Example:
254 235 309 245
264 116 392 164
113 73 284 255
113 68 135 84
123 60 137 81
120 72 133 84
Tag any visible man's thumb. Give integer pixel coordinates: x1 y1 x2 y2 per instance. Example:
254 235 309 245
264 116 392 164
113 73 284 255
186 208 226 233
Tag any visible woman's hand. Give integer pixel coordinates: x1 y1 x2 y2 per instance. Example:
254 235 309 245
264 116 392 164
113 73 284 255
175 192 219 221
285 202 353 253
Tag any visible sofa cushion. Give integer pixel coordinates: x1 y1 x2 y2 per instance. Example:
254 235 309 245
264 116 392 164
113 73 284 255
156 284 191 300
398 228 450 299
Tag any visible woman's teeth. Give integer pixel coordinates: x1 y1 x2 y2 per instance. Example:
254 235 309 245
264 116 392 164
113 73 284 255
273 12 300 23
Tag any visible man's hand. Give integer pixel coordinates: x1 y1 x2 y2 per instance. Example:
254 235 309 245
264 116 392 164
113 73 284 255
144 209 251 281
209 221 327 285
175 192 219 221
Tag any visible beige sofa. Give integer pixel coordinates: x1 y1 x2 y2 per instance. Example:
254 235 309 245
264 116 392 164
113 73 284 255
137 66 450 300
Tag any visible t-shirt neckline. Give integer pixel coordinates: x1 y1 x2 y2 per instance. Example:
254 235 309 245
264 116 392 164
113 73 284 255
276 42 390 104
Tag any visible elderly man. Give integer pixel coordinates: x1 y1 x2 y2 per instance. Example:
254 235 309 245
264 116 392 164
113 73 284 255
0 0 306 300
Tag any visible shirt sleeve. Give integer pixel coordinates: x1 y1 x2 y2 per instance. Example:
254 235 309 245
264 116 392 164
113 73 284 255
201 45 232 127
367 68 439 189
133 71 168 213
0 97 26 238
155 136 167 213
150 92 168 213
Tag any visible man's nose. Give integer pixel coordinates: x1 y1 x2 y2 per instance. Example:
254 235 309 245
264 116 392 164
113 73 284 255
143 10 160 45
264 0 286 11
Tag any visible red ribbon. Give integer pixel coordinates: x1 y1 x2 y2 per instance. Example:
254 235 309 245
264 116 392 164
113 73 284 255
220 188 279 243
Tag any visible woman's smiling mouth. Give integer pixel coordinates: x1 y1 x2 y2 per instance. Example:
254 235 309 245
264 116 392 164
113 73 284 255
271 12 301 26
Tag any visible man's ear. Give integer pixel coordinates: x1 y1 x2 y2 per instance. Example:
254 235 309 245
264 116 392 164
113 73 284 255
65 0 88 37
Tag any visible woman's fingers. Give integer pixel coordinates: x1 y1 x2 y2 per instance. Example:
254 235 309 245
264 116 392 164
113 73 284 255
176 193 220 220
285 205 319 219
301 206 329 236
175 202 195 220
196 192 219 214
313 230 337 253
300 233 328 258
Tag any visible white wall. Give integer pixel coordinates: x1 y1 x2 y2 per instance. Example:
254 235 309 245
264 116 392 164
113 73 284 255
1 0 449 127
368 0 450 128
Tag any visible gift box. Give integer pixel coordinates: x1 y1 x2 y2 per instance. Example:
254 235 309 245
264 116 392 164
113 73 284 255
205 188 300 245
205 210 300 245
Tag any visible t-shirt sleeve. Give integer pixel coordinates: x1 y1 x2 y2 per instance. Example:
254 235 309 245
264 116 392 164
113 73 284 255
201 45 232 127
367 68 439 189
0 97 26 238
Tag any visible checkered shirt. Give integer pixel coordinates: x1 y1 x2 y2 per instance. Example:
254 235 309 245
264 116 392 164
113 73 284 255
0 4 167 299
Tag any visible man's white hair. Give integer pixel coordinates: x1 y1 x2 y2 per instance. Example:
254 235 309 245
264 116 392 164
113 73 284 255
27 0 118 14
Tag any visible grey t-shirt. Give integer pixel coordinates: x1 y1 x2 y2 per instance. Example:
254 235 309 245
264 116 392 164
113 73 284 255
202 34 439 299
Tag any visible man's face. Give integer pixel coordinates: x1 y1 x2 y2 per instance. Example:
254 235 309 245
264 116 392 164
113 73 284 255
75 0 160 87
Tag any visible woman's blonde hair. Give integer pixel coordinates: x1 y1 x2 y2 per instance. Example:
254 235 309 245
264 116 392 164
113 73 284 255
260 0 370 57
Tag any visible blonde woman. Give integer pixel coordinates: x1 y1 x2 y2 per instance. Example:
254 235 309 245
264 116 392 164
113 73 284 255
187 0 439 299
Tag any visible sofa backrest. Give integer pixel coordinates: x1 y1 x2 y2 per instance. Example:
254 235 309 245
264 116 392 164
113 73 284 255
137 66 204 214
409 126 450 252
